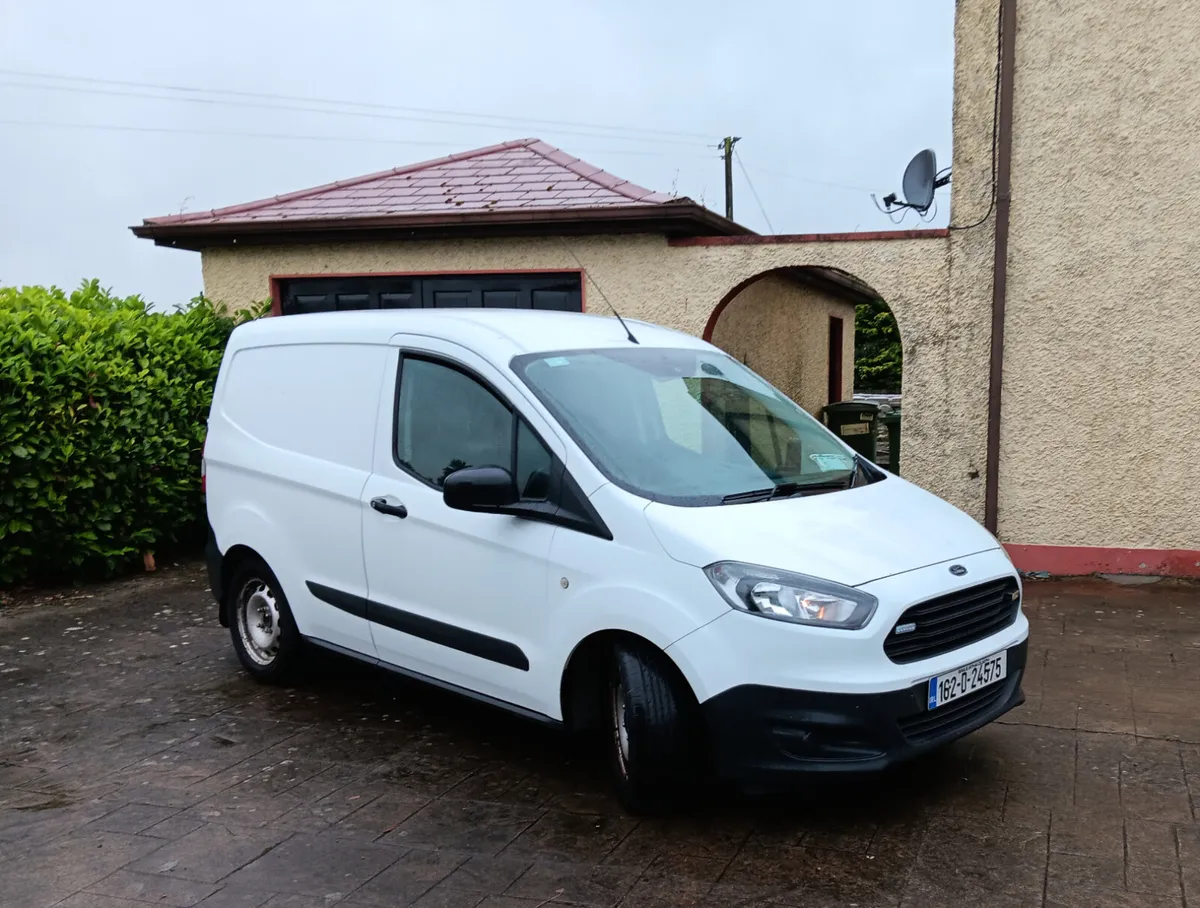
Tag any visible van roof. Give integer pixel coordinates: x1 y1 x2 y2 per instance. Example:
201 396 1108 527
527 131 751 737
228 308 711 358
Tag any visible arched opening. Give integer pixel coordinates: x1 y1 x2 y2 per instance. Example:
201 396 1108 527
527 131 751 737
703 266 903 469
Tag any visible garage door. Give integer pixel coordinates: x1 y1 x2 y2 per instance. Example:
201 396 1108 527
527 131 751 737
277 273 582 316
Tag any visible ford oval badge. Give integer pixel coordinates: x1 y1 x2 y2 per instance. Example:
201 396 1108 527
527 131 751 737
949 564 968 576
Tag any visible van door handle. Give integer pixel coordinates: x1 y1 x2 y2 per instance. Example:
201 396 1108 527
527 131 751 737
370 497 408 519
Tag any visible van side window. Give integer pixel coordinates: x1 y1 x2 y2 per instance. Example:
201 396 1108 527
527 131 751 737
395 357 552 499
515 418 552 501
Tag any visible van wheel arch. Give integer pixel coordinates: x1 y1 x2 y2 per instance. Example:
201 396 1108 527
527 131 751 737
217 544 270 627
561 631 706 812
559 630 698 733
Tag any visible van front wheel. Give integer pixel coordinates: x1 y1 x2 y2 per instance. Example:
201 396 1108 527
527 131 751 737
229 559 302 684
607 643 697 813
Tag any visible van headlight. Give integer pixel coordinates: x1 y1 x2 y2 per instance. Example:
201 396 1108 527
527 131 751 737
703 561 878 630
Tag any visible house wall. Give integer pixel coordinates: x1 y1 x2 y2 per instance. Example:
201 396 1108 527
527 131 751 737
707 273 857 416
200 235 673 316
952 0 1200 558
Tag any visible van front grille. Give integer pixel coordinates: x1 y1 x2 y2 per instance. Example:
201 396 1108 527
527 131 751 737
883 577 1021 664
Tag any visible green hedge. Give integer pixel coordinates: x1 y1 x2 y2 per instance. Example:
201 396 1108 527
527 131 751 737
854 298 902 393
0 281 263 585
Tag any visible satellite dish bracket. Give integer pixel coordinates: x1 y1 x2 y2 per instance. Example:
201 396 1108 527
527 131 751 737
878 151 952 215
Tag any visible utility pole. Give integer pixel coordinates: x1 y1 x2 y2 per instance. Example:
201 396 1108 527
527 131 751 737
721 136 741 220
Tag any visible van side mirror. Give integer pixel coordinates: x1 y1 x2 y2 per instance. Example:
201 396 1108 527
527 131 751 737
443 466 519 512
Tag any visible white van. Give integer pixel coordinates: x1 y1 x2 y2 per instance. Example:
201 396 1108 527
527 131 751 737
203 309 1028 811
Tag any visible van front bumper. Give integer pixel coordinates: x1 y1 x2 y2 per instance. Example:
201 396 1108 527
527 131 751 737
702 638 1027 785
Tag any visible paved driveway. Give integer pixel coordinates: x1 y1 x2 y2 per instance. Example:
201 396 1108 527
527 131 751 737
1 565 1198 908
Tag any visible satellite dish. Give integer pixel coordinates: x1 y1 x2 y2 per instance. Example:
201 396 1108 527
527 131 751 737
902 149 938 212
875 148 951 217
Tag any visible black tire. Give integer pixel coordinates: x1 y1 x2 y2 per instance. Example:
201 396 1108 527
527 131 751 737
607 642 698 813
227 557 303 684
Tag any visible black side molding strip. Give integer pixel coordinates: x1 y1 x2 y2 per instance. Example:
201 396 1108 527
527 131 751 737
306 581 368 619
368 600 530 671
306 580 529 671
304 636 558 726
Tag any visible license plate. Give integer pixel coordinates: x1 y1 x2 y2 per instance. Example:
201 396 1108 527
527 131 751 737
927 650 1007 710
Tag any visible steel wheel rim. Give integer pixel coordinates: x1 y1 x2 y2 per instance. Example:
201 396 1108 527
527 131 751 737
237 580 281 666
612 680 629 773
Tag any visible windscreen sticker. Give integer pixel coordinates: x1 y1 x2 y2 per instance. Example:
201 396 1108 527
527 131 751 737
809 453 855 471
544 356 570 367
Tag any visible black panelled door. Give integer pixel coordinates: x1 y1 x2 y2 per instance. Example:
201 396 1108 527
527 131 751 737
278 273 582 315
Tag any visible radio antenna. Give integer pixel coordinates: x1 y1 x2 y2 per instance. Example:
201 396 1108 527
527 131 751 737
556 238 639 344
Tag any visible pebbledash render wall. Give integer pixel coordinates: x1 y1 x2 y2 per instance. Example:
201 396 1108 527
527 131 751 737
950 0 1200 571
708 274 856 416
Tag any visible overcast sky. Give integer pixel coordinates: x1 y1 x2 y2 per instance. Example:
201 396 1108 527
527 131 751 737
0 1 955 309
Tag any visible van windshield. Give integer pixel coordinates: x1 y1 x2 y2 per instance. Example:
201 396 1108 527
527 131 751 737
512 347 867 506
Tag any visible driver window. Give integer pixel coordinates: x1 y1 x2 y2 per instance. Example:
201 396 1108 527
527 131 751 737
515 419 552 501
395 357 552 498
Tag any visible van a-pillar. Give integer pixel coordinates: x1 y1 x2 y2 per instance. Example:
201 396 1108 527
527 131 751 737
985 0 1018 535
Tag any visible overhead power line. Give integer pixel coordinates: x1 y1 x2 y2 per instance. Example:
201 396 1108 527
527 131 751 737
0 80 712 148
0 118 721 161
734 149 775 233
0 69 712 145
1 69 887 202
0 120 458 147
738 161 877 195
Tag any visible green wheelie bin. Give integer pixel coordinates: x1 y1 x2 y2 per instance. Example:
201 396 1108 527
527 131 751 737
821 400 879 462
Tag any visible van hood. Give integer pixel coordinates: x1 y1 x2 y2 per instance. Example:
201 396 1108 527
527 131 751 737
643 475 1002 588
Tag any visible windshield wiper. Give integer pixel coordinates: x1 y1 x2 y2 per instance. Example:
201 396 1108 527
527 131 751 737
813 460 864 492
720 482 803 504
720 468 860 505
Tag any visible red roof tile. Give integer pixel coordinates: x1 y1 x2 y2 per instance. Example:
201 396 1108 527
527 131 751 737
143 138 677 227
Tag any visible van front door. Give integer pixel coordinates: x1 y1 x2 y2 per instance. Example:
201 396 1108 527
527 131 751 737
360 341 561 714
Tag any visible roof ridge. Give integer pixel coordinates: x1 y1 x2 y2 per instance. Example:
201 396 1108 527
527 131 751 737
522 140 672 204
144 138 542 226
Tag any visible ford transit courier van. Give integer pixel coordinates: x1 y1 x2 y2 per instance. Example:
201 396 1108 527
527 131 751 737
204 308 1028 811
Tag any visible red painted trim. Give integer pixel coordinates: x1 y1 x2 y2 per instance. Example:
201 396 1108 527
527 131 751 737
702 266 882 343
827 315 844 405
670 228 949 247
268 267 586 281
703 272 759 341
268 277 282 317
1005 544 1200 579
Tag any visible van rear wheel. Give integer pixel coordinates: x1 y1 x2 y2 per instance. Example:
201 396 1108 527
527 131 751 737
229 558 302 684
607 643 698 813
